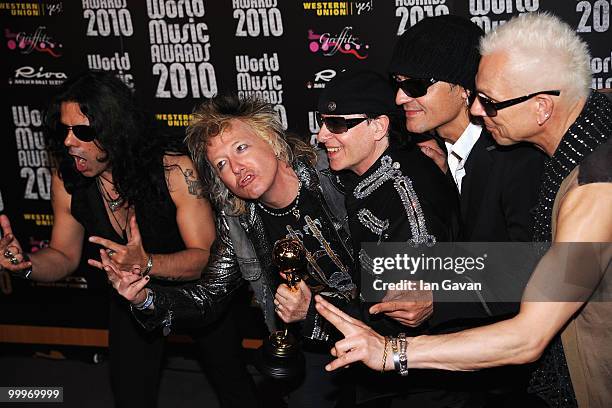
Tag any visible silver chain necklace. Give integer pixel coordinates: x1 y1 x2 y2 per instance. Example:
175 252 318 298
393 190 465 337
97 177 124 212
257 181 302 220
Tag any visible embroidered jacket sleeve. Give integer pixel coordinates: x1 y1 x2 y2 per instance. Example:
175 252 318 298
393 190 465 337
131 214 246 334
296 158 358 341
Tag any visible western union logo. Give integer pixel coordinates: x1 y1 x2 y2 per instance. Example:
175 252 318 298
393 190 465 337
303 2 352 16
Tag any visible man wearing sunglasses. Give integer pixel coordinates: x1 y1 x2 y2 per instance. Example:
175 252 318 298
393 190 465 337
316 70 460 256
385 15 549 404
313 13 612 408
387 15 546 323
469 13 612 405
316 70 461 331
390 14 545 244
316 70 481 406
0 71 257 408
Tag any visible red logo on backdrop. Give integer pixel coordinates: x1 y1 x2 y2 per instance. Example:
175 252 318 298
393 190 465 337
5 26 63 57
308 27 369 59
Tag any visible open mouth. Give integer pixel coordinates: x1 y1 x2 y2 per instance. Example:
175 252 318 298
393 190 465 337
326 146 342 154
239 174 255 187
70 154 87 172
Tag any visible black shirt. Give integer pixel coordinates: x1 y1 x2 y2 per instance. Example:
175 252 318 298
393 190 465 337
257 186 355 301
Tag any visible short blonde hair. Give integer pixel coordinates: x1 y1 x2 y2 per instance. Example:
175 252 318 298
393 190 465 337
480 12 592 99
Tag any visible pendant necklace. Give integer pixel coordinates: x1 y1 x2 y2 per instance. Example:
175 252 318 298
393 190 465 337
97 177 129 240
257 181 302 221
97 176 124 212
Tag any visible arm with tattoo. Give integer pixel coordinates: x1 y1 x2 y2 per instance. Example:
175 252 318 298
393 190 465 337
89 155 216 281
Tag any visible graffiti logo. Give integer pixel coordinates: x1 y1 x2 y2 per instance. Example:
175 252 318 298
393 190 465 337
308 27 368 60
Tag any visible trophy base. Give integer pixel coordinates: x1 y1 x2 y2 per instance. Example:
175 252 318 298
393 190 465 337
255 331 305 381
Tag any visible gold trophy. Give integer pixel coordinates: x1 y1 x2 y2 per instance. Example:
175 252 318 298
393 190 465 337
256 238 307 380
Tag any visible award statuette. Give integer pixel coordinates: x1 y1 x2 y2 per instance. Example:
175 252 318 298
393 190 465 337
256 238 307 380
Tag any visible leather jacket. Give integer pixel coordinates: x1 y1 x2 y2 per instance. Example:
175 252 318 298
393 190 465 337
132 151 355 340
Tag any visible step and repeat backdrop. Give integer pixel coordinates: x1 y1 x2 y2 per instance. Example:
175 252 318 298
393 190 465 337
0 0 610 347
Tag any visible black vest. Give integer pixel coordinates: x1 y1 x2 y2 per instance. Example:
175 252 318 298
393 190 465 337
70 176 185 257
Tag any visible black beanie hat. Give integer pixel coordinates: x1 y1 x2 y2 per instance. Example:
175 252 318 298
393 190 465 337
317 70 399 116
388 15 484 91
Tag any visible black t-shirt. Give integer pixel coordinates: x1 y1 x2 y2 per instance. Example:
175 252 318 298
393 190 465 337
257 186 355 300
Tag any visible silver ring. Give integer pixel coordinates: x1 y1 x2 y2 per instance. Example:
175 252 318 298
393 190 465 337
3 249 14 259
107 249 117 257
9 256 19 265
7 245 20 255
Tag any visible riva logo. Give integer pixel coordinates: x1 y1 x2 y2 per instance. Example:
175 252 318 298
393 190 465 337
306 69 336 89
10 66 67 85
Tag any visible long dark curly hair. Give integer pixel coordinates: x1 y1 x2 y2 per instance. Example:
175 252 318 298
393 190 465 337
45 71 187 210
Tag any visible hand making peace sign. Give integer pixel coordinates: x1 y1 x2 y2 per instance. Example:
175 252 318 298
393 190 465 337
87 215 149 273
314 295 392 372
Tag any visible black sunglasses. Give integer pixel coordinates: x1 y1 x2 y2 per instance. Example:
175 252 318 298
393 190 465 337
55 123 97 142
476 90 561 117
394 77 437 98
316 112 369 134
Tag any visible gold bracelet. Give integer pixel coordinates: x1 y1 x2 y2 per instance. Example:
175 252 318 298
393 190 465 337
381 336 389 373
